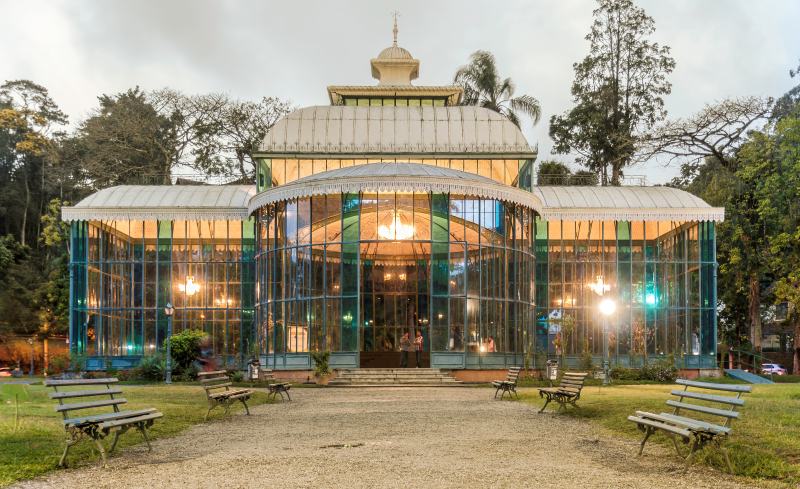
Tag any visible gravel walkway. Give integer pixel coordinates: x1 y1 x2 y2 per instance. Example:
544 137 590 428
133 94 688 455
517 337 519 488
15 387 762 489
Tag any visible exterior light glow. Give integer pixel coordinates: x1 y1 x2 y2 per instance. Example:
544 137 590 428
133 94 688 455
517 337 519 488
599 298 616 317
645 293 656 306
378 212 414 240
178 276 201 296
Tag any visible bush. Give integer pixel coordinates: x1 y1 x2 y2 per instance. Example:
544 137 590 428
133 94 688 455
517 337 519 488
228 369 244 383
47 353 71 376
166 329 208 374
310 351 331 377
609 356 678 382
133 354 165 381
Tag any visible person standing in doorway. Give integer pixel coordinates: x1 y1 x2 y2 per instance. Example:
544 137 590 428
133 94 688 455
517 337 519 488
399 332 412 368
414 330 424 367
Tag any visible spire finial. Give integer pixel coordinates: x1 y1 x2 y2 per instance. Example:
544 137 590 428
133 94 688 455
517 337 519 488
392 11 399 46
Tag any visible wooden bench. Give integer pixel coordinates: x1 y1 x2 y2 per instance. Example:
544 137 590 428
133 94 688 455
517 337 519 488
267 380 292 401
492 367 522 399
45 378 163 467
537 371 588 412
627 379 752 473
198 370 253 420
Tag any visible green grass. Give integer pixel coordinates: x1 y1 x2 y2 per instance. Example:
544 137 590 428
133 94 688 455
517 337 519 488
0 381 271 487
520 382 800 485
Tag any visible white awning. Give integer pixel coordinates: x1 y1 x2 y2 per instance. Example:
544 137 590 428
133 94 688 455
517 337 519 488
62 185 256 222
248 163 540 213
258 105 536 156
531 186 725 222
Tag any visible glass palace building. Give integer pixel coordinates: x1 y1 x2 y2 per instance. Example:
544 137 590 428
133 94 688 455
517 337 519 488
62 38 724 372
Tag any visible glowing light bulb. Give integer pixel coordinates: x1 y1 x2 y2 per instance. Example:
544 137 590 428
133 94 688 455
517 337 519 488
378 212 414 240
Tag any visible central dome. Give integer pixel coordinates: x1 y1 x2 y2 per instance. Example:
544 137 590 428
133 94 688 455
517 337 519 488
377 45 413 60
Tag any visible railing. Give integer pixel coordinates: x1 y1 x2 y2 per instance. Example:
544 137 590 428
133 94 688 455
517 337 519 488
119 174 253 186
719 348 777 381
535 174 648 186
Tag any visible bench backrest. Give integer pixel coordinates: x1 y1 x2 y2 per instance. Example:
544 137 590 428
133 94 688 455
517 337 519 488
506 367 522 383
558 372 588 393
45 378 125 422
669 379 751 428
198 370 232 397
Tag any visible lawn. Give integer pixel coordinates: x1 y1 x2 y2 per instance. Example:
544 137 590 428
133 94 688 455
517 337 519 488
520 381 800 485
0 380 270 487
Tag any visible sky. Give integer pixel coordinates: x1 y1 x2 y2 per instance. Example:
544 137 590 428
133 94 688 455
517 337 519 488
1 0 798 184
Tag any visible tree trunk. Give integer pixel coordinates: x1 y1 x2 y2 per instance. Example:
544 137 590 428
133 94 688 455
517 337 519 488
21 175 30 246
793 316 800 375
748 274 762 352
611 164 621 186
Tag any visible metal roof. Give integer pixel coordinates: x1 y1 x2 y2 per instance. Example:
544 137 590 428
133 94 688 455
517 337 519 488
62 185 255 222
248 163 539 213
531 186 724 222
258 106 536 156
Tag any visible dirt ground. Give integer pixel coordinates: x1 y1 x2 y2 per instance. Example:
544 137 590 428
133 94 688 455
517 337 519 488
14 387 765 489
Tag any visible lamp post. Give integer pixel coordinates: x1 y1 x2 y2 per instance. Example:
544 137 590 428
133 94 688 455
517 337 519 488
164 302 175 384
598 298 616 386
27 337 35 376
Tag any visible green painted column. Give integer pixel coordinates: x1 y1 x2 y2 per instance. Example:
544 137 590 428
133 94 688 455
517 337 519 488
156 220 172 352
534 217 549 356
69 221 88 355
241 217 256 366
341 193 359 352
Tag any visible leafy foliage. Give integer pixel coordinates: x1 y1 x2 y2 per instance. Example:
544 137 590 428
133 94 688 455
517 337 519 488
550 0 675 185
165 329 207 376
454 50 541 128
310 350 331 377
133 354 166 381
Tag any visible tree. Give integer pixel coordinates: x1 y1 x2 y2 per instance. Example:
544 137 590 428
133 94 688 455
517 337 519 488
772 60 800 122
645 97 773 170
195 96 290 180
0 80 67 246
550 0 675 185
536 161 572 185
74 87 174 187
454 50 541 128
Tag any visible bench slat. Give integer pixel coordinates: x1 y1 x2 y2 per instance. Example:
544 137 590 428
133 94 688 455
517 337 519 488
654 412 731 434
205 382 232 390
675 379 752 393
45 378 118 386
50 389 123 399
209 389 250 399
200 377 230 384
55 398 127 412
628 415 692 439
63 408 157 426
666 400 740 418
670 390 745 406
100 412 163 430
197 370 228 377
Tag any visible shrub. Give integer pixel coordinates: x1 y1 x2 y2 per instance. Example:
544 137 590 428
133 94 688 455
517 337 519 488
47 353 71 375
609 356 678 382
579 350 595 374
228 369 244 383
166 329 208 373
310 351 331 377
133 354 165 381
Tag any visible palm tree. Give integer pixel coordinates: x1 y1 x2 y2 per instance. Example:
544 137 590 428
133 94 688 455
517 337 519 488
454 50 541 128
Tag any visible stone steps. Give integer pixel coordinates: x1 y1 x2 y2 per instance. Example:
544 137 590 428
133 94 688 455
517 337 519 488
329 368 462 386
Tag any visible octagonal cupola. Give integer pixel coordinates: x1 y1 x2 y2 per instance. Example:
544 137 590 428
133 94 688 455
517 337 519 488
370 16 420 85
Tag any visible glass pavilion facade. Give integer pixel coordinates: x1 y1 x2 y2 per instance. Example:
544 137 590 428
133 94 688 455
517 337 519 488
62 38 723 371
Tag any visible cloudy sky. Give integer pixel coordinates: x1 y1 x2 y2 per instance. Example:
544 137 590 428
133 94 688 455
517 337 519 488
2 0 798 183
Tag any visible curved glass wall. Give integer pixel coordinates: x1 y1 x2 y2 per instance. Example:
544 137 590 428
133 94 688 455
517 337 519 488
69 219 255 368
255 192 536 367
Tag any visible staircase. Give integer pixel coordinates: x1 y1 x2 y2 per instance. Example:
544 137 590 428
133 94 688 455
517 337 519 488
724 368 774 384
328 368 462 386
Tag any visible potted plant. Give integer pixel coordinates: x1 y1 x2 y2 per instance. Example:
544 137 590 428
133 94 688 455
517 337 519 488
310 351 331 385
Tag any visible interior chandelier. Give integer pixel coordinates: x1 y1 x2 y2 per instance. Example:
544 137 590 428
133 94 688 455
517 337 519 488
378 212 414 240
178 276 201 296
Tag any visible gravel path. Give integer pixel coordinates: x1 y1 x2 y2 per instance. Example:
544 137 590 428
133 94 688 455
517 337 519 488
15 387 763 489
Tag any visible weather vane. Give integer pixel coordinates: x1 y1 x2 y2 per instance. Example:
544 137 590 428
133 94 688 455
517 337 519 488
392 11 400 46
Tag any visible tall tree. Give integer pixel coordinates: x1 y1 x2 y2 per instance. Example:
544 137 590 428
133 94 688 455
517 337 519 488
454 50 541 128
73 87 171 187
194 96 291 180
550 0 675 185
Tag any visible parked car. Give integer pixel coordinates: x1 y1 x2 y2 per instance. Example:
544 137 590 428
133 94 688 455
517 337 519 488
761 363 787 375
0 367 12 377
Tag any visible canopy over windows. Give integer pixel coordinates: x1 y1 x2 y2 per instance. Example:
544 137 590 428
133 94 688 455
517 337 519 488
248 163 539 213
531 186 725 222
257 106 536 157
62 185 255 222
